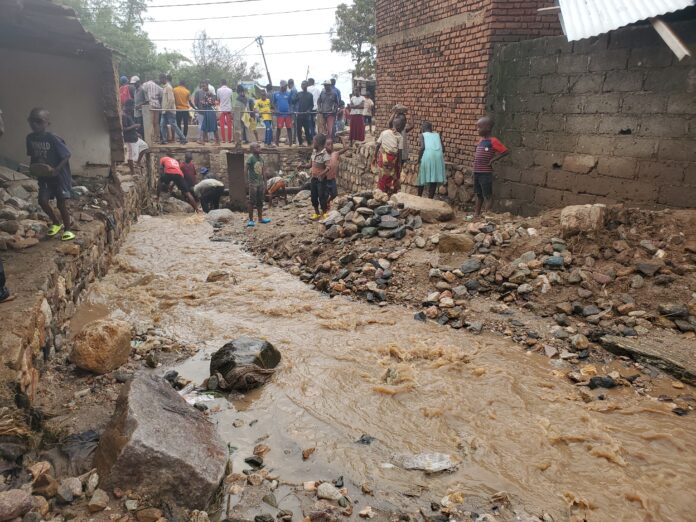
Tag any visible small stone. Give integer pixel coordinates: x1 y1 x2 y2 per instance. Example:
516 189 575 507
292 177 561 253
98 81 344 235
255 515 274 522
582 305 601 317
262 493 278 508
317 482 343 501
0 490 33 521
23 512 43 522
206 270 230 282
543 256 564 269
359 507 374 518
588 376 616 389
460 258 482 274
658 303 689 318
125 500 139 511
543 345 558 358
517 283 533 295
56 477 82 503
636 262 661 277
556 302 573 315
570 334 589 351
87 489 109 513
630 275 644 289
639 240 657 254
414 237 426 248
302 447 316 460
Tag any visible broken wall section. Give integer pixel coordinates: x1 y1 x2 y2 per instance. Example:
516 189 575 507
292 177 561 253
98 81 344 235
488 20 696 215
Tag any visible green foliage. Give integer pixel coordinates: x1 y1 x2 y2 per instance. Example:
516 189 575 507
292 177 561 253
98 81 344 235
175 32 261 90
330 0 376 77
64 0 259 86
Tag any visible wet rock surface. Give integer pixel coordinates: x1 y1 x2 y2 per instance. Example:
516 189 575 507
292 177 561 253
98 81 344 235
70 319 132 374
208 337 281 391
94 375 228 509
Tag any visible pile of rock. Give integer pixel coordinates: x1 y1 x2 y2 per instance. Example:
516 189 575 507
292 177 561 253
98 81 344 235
0 166 48 250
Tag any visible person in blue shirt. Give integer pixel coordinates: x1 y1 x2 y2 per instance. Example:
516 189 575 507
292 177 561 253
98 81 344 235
272 80 293 147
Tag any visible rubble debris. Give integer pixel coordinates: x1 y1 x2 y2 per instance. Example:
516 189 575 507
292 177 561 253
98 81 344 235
94 375 228 509
392 453 458 473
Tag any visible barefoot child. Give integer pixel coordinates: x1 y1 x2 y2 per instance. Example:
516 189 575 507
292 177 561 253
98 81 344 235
325 138 349 211
246 142 271 226
26 108 75 241
473 116 509 217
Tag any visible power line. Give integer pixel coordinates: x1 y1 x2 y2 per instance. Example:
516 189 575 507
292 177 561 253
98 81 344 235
148 6 337 22
247 49 333 56
151 31 331 41
147 0 260 7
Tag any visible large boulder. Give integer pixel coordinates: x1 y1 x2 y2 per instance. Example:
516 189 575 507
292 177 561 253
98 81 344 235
560 204 607 237
390 193 454 223
70 319 132 374
161 197 193 214
94 375 227 510
438 233 474 254
209 337 281 392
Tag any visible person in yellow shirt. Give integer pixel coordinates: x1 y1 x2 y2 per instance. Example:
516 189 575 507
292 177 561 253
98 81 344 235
173 80 192 138
254 91 273 145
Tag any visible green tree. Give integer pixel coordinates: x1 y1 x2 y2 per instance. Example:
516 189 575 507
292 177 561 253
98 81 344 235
330 0 376 77
176 32 261 90
64 0 187 79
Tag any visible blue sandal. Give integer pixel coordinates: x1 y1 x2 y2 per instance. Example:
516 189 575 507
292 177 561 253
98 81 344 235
246 220 256 227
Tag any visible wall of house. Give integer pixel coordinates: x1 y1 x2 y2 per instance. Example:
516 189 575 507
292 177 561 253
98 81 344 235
0 48 113 174
374 0 560 168
488 21 696 214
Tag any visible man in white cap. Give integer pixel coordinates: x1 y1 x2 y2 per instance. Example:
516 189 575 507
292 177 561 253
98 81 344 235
272 80 293 146
317 80 339 139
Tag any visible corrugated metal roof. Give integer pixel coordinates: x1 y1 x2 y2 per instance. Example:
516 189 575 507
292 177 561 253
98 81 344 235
558 0 695 40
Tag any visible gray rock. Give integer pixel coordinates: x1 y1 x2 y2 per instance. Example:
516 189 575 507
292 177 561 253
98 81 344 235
630 274 644 289
56 477 82 504
22 512 43 522
209 337 281 391
378 215 399 229
361 227 377 238
0 220 20 234
324 225 339 240
6 183 31 201
0 489 33 521
639 240 657 254
636 262 661 277
374 205 392 216
658 303 689 319
582 305 601 317
6 196 30 210
0 208 20 220
460 258 482 274
517 283 533 294
94 375 228 510
293 190 311 201
205 209 235 223
161 197 193 214
87 489 109 513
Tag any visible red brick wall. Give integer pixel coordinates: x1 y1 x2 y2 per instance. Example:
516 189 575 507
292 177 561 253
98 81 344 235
375 0 560 169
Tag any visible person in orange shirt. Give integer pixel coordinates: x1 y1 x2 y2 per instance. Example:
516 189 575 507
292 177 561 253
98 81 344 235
157 155 199 212
173 80 192 138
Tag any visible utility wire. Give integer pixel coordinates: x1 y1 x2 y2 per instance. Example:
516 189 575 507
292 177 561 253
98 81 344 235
152 31 331 41
148 6 337 22
147 0 261 7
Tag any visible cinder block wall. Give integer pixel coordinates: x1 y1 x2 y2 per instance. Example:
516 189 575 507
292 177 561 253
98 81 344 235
488 20 696 215
375 0 560 168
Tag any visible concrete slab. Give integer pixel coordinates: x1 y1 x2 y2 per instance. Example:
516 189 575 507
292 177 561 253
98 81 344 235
600 334 696 384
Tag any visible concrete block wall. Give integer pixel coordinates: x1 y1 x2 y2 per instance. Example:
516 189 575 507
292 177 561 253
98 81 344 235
488 20 696 215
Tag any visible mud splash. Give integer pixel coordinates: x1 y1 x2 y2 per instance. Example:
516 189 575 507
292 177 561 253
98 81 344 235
74 216 696 521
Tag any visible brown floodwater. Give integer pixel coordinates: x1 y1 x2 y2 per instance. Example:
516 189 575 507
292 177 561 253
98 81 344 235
74 215 696 521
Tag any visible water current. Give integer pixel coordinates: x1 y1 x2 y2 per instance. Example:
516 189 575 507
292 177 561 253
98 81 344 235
74 215 696 521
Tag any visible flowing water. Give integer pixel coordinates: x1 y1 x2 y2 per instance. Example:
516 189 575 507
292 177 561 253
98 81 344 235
74 215 696 521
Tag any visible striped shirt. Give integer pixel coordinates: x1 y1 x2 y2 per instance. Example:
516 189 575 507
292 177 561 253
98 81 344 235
473 137 507 173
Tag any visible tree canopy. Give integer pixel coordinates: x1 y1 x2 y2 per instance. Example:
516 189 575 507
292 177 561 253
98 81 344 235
64 0 259 88
330 0 376 77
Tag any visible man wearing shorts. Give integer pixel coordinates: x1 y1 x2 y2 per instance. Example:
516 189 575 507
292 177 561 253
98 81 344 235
157 155 199 212
245 143 271 226
272 80 293 147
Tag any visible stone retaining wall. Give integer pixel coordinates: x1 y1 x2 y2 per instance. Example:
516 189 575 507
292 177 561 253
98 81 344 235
1 166 155 406
337 142 474 208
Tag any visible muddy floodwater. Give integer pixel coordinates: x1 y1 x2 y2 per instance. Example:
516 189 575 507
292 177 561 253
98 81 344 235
74 215 696 521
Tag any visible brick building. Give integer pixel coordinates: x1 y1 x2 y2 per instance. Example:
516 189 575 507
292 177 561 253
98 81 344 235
369 1 696 213
374 0 560 168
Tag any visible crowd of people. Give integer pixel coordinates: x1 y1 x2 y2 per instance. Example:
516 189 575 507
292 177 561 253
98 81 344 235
118 74 376 148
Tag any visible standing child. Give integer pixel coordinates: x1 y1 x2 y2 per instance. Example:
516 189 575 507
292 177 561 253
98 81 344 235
246 143 271 226
26 108 75 241
255 91 273 146
324 139 349 211
122 99 140 176
417 121 446 199
373 116 404 196
298 134 330 220
473 116 509 217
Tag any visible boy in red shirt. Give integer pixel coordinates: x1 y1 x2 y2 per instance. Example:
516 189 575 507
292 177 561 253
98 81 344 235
157 155 199 212
473 116 509 217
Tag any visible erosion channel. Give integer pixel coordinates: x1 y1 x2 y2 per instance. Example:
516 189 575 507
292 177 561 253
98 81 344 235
69 215 696 522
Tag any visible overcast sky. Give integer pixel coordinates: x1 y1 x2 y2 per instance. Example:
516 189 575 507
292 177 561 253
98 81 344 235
142 0 356 99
